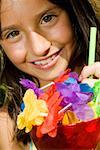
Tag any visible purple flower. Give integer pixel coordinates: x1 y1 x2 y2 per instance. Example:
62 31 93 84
69 72 79 81
19 78 43 97
56 77 94 121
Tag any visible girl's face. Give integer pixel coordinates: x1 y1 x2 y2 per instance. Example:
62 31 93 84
1 0 75 86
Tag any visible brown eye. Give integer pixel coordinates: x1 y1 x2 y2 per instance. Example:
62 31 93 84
41 14 56 24
6 30 20 39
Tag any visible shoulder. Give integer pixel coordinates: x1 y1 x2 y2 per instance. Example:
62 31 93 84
0 109 14 135
0 109 14 149
0 109 29 150
0 108 14 130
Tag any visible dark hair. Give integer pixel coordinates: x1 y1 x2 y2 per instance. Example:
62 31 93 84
0 0 100 145
50 0 100 68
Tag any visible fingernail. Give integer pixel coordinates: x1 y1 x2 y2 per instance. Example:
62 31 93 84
78 75 82 81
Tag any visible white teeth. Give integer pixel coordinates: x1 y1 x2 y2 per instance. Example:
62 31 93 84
34 61 41 65
46 57 52 64
51 54 56 59
34 54 56 65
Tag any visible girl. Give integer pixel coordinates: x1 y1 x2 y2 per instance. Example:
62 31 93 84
0 0 100 149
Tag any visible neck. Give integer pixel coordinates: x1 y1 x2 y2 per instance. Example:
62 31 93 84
35 66 82 90
39 79 53 90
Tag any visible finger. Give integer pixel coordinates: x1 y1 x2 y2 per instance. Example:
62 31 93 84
79 62 100 80
82 78 99 87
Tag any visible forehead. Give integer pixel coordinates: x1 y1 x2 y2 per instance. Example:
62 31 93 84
1 0 54 19
1 0 55 28
1 0 53 13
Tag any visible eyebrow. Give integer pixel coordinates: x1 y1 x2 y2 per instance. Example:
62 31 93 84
1 6 59 33
1 25 19 33
34 6 60 23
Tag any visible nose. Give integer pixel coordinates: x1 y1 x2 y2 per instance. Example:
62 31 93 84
29 32 51 56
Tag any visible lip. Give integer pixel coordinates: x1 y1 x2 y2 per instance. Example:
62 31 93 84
30 49 63 70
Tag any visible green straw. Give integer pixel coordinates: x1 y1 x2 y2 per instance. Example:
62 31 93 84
88 27 97 66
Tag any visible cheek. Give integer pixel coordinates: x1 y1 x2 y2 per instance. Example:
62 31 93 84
2 43 26 64
47 20 74 44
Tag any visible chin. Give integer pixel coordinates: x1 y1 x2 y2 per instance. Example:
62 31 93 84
40 65 68 81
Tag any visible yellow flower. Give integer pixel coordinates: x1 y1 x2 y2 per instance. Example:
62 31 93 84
62 111 80 125
17 89 48 133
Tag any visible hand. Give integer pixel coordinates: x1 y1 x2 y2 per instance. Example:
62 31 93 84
79 62 100 87
79 62 100 80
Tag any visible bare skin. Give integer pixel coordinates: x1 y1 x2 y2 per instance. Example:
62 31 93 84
0 0 100 149
1 0 75 87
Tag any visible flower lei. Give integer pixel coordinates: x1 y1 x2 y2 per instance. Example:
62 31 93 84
17 69 100 138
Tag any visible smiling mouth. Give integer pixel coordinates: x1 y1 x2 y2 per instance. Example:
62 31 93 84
31 49 63 69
